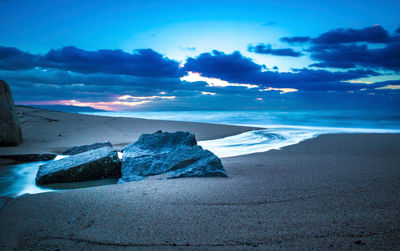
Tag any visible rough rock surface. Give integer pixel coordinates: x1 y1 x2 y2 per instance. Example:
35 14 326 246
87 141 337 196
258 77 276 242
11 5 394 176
0 80 22 146
61 141 112 155
36 146 121 185
121 131 227 182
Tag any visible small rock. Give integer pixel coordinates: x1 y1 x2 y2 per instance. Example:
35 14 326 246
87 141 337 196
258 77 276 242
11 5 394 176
36 146 121 185
354 240 365 245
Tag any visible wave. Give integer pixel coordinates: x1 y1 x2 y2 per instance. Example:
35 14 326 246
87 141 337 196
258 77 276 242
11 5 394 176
198 125 400 158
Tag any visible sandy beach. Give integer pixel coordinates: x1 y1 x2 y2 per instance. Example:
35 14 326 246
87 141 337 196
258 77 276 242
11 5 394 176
0 106 260 155
0 108 399 250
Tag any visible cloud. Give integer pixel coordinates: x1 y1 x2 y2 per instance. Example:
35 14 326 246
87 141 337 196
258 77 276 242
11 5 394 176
308 41 400 71
0 68 184 92
184 50 262 78
280 25 400 72
1 43 398 111
311 25 389 44
248 44 303 57
0 45 183 77
0 46 38 70
280 36 311 44
183 50 381 91
259 87 298 94
181 71 258 88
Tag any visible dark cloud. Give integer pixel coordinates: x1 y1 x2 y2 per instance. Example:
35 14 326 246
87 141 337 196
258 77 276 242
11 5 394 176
280 25 400 71
248 44 303 57
280 36 311 44
308 42 400 71
0 46 38 70
396 27 400 34
0 69 184 94
312 25 389 44
0 45 183 77
184 50 262 77
183 50 380 91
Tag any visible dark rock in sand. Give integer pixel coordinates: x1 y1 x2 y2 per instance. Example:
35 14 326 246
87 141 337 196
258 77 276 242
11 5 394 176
121 131 227 182
0 80 22 146
61 141 112 155
36 146 121 185
0 153 57 163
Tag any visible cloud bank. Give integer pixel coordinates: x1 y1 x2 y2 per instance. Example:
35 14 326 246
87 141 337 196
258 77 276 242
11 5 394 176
1 25 399 111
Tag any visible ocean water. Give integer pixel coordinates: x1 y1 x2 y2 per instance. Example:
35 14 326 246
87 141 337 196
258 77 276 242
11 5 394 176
1 110 399 198
81 110 400 129
0 155 68 198
82 110 400 157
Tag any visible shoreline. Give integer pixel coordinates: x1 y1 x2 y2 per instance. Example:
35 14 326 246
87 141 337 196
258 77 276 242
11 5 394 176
2 106 399 159
0 106 262 156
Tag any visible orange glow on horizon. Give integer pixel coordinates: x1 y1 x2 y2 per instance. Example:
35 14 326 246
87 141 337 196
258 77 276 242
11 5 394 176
18 94 177 111
58 100 151 111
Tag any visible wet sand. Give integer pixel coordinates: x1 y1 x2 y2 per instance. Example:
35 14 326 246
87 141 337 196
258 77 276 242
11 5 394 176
0 133 399 249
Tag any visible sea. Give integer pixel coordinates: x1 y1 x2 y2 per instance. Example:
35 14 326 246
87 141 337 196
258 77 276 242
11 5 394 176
1 110 399 198
81 110 400 157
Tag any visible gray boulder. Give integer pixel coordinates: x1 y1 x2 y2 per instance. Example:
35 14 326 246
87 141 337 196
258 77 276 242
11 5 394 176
121 131 227 182
0 80 22 146
61 141 112 155
36 146 121 185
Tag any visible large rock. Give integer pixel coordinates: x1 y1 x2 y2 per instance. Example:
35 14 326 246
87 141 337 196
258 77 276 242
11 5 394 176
121 131 227 182
0 80 22 146
61 141 112 155
36 146 121 185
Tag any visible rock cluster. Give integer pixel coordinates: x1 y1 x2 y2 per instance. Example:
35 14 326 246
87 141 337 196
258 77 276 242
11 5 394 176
35 131 226 185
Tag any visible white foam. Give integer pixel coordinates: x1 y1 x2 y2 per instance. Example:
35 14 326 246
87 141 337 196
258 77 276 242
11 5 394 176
199 125 400 158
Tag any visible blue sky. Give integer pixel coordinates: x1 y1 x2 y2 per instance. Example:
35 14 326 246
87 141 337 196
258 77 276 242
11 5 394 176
0 0 399 111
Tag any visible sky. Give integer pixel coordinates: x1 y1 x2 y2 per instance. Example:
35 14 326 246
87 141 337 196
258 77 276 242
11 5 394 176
0 0 399 111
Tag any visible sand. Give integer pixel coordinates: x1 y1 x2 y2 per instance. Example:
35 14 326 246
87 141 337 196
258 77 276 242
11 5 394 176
0 106 260 155
0 109 399 250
